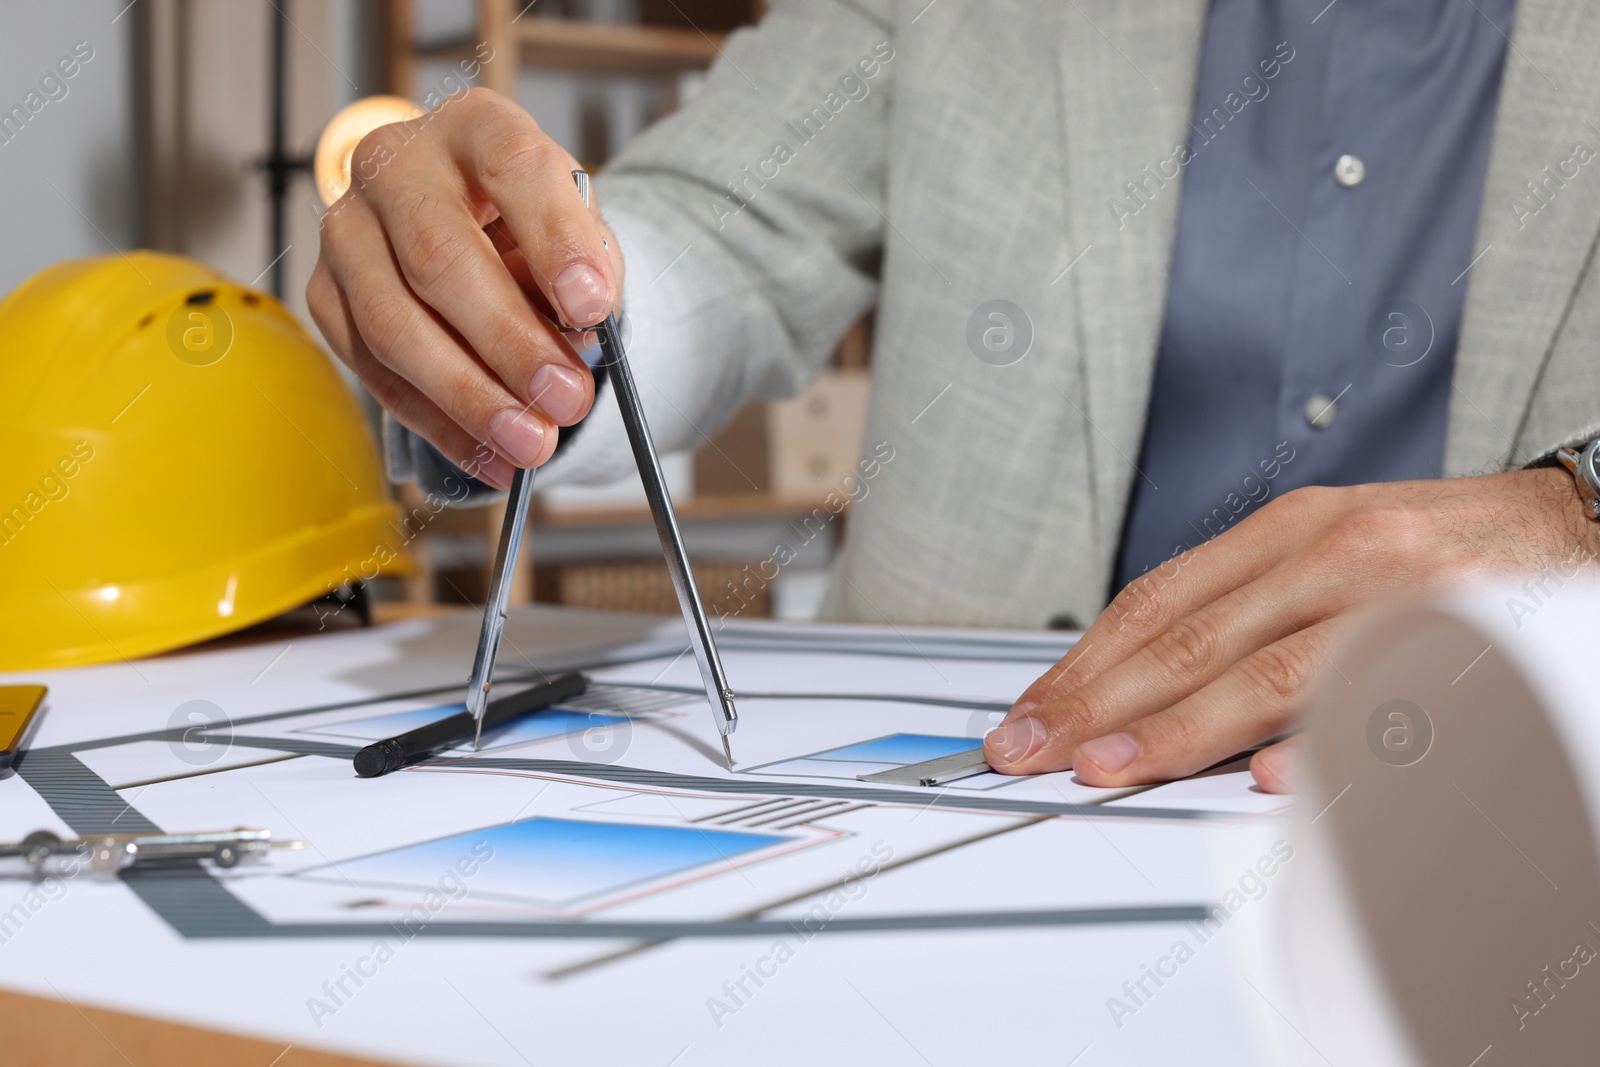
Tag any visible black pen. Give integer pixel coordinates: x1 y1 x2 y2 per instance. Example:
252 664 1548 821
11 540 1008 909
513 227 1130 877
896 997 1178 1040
354 671 589 778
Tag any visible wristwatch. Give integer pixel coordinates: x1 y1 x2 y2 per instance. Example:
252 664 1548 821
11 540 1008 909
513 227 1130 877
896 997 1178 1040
1555 437 1600 520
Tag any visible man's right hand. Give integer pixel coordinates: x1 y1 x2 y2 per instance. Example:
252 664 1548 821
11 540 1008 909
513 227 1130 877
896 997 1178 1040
306 88 625 490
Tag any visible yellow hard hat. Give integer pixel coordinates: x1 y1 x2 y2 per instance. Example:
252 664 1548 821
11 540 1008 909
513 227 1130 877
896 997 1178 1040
0 252 411 671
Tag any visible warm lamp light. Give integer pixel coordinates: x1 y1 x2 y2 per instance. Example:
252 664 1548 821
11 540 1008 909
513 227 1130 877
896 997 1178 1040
314 95 425 207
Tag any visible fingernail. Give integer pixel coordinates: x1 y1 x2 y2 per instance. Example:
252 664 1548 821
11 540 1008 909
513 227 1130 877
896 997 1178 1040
553 263 608 327
529 363 588 424
488 408 547 465
1005 699 1037 722
986 716 1045 765
1077 732 1138 774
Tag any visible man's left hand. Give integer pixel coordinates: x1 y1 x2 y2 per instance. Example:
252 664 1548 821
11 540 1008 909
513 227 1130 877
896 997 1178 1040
983 468 1597 793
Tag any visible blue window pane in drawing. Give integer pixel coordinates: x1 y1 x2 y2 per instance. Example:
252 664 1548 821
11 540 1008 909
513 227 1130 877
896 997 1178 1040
298 705 624 746
327 818 788 907
814 734 981 766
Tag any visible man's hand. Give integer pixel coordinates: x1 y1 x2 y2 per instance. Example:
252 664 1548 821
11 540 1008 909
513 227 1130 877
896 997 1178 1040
306 89 625 490
983 468 1598 793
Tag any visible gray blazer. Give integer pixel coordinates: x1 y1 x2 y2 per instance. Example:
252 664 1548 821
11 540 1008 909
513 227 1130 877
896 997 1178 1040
558 0 1600 628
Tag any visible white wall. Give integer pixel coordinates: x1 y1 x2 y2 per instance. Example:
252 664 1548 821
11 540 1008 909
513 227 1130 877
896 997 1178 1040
0 0 136 296
0 0 668 309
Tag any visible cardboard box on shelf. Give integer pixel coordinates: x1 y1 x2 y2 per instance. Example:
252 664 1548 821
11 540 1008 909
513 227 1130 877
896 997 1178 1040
691 403 769 497
769 368 871 495
534 558 772 617
694 368 870 498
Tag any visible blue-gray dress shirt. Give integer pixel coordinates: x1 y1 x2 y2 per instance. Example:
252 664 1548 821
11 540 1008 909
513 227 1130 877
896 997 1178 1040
1114 0 1517 590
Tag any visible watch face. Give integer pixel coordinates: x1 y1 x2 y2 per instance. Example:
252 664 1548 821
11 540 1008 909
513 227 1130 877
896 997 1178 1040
1583 442 1600 488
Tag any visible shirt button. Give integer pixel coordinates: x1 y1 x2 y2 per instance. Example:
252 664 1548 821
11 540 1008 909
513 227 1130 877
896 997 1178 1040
1304 394 1338 429
1334 154 1365 188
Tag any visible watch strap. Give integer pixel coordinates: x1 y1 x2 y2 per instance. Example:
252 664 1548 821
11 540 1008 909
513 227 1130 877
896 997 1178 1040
1556 438 1600 520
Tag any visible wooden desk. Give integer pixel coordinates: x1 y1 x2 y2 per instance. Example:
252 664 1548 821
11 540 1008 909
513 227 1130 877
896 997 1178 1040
3 987 389 1067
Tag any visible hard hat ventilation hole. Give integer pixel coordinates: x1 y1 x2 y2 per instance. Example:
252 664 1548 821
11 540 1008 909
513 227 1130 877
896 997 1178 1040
185 290 215 306
137 313 154 329
242 293 260 306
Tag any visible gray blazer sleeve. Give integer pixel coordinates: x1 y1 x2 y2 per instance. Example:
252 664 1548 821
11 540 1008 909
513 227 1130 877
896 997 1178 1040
399 0 894 496
539 0 894 486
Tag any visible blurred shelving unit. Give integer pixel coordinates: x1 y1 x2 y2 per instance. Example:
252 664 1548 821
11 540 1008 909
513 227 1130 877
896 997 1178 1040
377 0 871 620
382 0 732 99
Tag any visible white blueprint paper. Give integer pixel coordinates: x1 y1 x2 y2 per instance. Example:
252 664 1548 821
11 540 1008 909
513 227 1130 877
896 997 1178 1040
0 607 1280 1066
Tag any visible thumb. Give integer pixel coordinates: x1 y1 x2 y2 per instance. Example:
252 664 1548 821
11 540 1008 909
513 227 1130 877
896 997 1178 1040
1249 739 1296 794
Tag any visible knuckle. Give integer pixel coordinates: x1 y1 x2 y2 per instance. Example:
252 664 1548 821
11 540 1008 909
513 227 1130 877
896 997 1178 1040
1324 506 1428 562
481 129 558 187
1149 615 1219 680
1044 692 1103 742
1034 647 1088 693
1271 484 1339 523
318 193 359 241
362 368 408 414
1237 643 1315 704
351 126 404 185
1152 711 1201 760
459 86 494 111
305 263 337 324
481 310 543 366
1291 484 1341 510
383 386 434 435
461 86 512 118
462 87 541 133
1380 507 1434 560
1108 575 1168 633
356 289 417 362
402 219 477 293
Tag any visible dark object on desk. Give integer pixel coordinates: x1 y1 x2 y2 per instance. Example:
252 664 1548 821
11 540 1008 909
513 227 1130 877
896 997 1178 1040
0 828 301 877
354 671 589 778
0 685 47 777
858 748 992 787
640 0 758 32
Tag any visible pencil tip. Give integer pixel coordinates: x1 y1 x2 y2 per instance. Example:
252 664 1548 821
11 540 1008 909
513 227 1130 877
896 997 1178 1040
721 734 734 771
